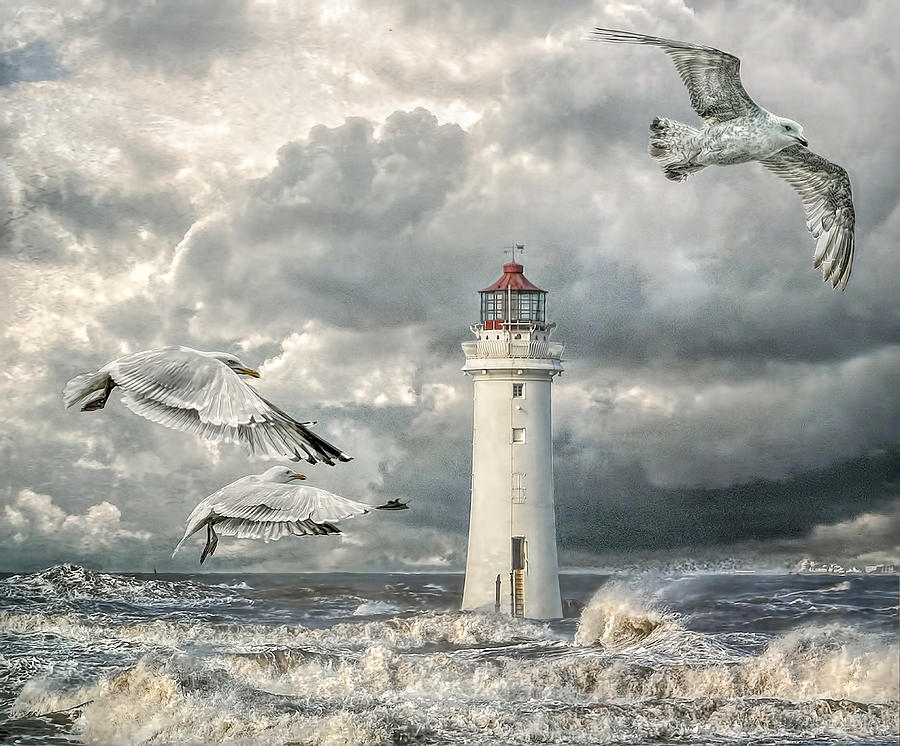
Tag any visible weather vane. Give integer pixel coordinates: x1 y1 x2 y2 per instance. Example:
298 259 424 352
504 242 525 263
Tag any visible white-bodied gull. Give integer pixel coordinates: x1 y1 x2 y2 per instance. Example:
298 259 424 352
590 28 856 289
63 346 351 465
171 466 408 563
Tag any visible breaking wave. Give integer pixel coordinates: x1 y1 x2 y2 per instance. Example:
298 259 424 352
574 582 670 649
573 581 745 667
3 568 897 744
0 564 250 611
571 583 898 703
351 600 404 616
13 646 898 746
216 625 898 704
6 601 896 706
0 608 558 653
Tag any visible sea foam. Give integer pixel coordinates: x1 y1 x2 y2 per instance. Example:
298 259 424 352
13 651 898 746
4 568 897 745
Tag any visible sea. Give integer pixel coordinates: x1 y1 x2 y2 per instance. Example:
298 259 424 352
0 565 896 745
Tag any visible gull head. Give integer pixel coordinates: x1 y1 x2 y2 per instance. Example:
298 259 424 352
260 465 307 483
774 117 808 148
211 351 260 378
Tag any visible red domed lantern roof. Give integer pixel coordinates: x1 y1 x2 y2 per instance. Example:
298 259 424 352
480 263 544 293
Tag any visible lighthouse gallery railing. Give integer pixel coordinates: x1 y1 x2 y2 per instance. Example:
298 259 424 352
462 339 565 360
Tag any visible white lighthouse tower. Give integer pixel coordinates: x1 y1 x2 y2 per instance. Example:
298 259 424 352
460 257 565 620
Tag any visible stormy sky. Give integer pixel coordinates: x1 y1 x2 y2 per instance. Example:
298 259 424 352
1 0 897 573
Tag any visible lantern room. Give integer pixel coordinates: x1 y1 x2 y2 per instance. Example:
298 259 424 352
479 262 547 330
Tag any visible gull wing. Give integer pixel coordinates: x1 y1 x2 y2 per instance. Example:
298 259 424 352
120 390 350 464
208 478 371 542
761 144 856 289
109 347 351 464
590 28 760 125
108 347 270 425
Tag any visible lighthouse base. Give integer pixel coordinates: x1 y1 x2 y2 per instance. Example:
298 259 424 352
462 532 562 620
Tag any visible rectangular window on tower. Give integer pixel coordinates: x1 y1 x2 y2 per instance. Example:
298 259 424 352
512 383 524 398
512 427 526 443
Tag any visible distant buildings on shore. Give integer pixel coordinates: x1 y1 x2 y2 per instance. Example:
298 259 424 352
794 558 897 575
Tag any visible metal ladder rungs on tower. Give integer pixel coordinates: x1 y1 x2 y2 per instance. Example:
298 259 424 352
511 570 525 617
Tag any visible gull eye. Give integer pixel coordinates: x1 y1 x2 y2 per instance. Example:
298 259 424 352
783 124 791 131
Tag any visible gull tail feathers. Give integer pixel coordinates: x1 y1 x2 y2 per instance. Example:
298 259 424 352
171 536 187 559
648 117 705 181
171 525 203 559
63 371 110 409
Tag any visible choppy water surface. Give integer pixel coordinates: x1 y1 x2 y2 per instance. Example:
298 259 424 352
0 565 896 745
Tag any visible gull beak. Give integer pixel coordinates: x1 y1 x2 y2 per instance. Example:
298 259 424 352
238 367 261 378
795 136 808 147
290 473 307 480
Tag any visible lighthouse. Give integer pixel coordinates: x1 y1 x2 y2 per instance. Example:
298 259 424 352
460 256 565 620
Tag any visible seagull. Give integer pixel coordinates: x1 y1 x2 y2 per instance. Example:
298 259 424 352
63 346 351 465
171 466 406 563
589 28 856 289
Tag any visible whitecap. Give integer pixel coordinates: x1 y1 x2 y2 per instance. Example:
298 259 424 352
351 601 403 617
0 564 251 611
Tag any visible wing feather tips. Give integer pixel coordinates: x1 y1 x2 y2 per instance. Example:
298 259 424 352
761 147 856 290
812 225 853 290
830 231 854 290
213 517 343 541
248 395 353 464
588 28 700 49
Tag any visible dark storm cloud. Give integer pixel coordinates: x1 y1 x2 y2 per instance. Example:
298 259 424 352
550 244 900 368
0 39 65 86
554 344 900 489
87 0 256 77
363 399 474 534
555 447 900 555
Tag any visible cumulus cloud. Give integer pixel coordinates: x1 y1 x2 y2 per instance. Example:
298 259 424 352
2 490 151 556
799 501 900 565
165 108 469 348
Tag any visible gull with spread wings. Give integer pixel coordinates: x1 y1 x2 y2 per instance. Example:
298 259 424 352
63 346 352 465
590 28 855 289
171 466 409 564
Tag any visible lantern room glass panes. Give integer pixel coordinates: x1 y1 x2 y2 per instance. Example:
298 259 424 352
517 291 545 321
480 290 545 322
481 291 505 320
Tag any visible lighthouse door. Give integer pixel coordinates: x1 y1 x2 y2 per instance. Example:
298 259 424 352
510 536 527 617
